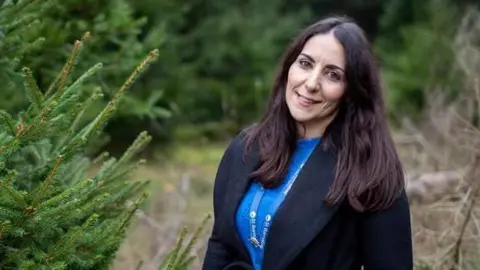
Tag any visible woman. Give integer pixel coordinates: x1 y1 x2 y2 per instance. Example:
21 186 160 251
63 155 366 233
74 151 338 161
202 16 413 270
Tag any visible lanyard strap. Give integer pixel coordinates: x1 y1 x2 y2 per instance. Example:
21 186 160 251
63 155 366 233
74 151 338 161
248 161 306 249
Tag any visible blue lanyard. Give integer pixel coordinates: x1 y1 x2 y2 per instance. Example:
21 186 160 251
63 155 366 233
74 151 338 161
248 161 306 249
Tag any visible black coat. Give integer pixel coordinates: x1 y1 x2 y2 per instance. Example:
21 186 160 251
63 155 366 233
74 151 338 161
202 132 413 270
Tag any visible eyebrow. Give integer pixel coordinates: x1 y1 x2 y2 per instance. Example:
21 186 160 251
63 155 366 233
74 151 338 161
299 53 345 72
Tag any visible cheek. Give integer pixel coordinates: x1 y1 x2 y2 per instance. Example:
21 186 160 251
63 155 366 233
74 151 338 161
322 84 345 102
286 65 304 89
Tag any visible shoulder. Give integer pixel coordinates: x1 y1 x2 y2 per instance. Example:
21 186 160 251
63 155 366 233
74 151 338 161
223 123 257 157
361 189 411 222
212 126 255 194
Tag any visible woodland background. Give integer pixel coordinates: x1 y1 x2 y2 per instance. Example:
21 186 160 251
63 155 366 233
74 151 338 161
2 0 480 269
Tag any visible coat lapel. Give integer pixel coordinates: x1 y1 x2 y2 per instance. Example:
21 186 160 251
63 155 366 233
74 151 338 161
220 140 260 264
262 144 339 270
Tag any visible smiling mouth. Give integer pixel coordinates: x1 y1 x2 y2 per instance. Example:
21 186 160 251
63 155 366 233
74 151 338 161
294 91 322 105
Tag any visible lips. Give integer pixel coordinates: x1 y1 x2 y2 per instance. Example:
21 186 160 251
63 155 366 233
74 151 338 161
294 91 322 107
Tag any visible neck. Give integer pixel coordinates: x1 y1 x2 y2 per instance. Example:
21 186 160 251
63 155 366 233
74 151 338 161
296 111 338 139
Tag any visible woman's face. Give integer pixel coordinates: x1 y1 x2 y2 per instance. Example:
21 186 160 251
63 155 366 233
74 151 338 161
285 32 346 131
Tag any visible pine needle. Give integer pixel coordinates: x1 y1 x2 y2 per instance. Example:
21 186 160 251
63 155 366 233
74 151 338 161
22 67 44 111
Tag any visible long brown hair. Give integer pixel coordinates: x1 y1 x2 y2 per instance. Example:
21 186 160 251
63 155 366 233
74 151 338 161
243 16 405 212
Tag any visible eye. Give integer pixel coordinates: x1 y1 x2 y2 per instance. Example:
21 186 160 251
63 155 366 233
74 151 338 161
298 59 313 69
326 71 342 81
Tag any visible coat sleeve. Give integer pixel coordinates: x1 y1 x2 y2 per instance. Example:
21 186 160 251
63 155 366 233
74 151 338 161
360 190 414 270
202 138 237 269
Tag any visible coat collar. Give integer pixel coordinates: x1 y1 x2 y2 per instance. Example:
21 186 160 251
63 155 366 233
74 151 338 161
220 139 339 270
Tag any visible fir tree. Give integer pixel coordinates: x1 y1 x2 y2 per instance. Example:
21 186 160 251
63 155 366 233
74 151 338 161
0 2 210 269
0 28 157 268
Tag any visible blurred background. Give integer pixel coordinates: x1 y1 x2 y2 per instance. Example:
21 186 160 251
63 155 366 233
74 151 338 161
3 0 480 269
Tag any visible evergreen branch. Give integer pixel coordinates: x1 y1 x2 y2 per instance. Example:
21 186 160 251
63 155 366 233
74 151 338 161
85 193 148 252
68 86 103 135
1 171 27 208
31 155 62 207
58 138 86 163
52 87 101 156
118 192 148 230
16 103 53 140
76 49 159 145
0 189 17 207
92 157 116 185
85 215 123 249
1 185 26 208
33 197 82 222
92 151 109 165
98 182 134 208
177 256 196 270
49 93 80 120
17 36 45 57
109 159 147 183
160 226 188 270
93 133 150 185
175 212 212 266
62 62 103 99
0 206 22 220
52 40 82 100
5 19 41 49
100 181 149 212
0 0 41 19
45 68 64 99
114 49 159 103
91 180 130 201
115 131 151 168
60 157 90 186
0 135 20 156
0 110 17 136
38 178 93 210
22 67 44 111
0 221 8 240
78 99 116 143
66 193 109 222
2 169 15 185
2 13 36 34
47 213 99 263
46 32 91 98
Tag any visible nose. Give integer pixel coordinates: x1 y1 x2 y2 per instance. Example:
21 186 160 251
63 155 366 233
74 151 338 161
305 72 321 93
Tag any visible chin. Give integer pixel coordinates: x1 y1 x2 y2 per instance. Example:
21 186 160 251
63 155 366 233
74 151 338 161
288 108 317 123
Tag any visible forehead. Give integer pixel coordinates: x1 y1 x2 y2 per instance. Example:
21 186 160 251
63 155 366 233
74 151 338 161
300 32 345 68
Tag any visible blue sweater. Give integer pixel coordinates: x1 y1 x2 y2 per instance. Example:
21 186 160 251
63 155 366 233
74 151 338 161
235 137 321 269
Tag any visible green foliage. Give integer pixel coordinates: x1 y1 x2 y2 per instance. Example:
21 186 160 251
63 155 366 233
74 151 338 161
0 0 171 123
141 0 311 136
157 213 212 270
3 0 476 143
376 0 465 120
0 21 160 268
0 0 49 113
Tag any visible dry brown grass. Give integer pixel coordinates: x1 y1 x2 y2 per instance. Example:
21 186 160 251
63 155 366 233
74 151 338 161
395 8 480 269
